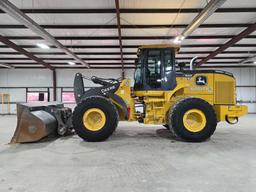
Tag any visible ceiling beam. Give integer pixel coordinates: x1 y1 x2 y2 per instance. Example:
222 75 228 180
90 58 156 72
5 35 256 40
0 8 254 14
0 51 255 55
197 23 256 66
0 23 252 29
115 0 125 79
2 61 243 65
0 56 248 61
0 63 14 69
2 65 255 70
0 44 255 49
0 66 136 69
0 52 136 55
0 0 89 67
5 63 135 65
3 64 256 70
240 55 256 64
180 51 256 54
0 35 53 70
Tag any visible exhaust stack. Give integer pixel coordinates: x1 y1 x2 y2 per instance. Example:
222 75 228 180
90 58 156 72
190 56 198 70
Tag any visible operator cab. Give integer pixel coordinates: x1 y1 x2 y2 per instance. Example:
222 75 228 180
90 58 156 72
134 44 179 91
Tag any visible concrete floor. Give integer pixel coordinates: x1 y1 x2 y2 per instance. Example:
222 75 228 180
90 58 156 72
0 115 256 192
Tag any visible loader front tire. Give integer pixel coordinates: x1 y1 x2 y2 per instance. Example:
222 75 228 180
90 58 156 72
169 98 217 142
72 96 118 142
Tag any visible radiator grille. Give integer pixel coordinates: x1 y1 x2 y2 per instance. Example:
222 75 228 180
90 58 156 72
215 81 235 104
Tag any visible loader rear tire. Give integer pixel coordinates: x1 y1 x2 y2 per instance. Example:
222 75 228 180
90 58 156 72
72 96 119 142
169 98 217 142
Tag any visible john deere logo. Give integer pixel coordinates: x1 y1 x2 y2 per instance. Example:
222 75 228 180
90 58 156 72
196 76 207 86
101 86 116 93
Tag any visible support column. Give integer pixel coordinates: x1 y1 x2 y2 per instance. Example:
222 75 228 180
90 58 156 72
52 69 57 101
115 0 125 79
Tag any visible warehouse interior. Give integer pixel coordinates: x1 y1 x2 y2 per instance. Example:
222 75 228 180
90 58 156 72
0 0 255 191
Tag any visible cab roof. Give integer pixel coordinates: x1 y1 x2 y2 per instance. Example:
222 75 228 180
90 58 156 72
138 44 180 54
139 44 180 49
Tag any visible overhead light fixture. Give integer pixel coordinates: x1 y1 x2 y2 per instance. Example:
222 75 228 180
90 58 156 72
36 43 50 49
173 35 185 44
0 63 15 69
240 55 256 64
68 61 76 65
181 0 227 38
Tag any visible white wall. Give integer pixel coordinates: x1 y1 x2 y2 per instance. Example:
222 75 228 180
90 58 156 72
0 69 51 113
213 68 256 113
0 67 255 114
0 68 133 113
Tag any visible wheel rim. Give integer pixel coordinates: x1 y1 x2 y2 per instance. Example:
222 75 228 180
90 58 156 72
83 108 106 131
183 109 206 133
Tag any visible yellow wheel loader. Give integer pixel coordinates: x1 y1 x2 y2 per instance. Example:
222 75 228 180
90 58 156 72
11 44 248 143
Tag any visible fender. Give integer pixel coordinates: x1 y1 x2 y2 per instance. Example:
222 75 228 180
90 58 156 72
109 94 129 120
166 83 190 101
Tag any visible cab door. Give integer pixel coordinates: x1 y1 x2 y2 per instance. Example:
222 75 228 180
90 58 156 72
161 49 177 90
144 49 162 89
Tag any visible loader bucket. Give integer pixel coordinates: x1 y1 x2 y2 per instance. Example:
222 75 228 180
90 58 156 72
10 103 59 144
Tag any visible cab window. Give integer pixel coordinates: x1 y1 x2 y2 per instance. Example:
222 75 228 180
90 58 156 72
164 49 174 71
134 52 143 89
145 49 162 88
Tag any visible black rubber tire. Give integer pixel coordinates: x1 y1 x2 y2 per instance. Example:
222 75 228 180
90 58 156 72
72 96 119 142
169 97 217 142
